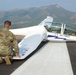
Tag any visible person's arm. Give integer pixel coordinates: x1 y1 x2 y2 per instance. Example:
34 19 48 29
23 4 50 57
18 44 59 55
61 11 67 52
12 34 20 58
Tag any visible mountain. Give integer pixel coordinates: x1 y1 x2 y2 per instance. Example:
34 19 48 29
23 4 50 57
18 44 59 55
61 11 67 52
0 4 76 28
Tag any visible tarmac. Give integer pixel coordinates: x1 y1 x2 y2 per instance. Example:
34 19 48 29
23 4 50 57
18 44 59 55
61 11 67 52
0 41 76 75
67 41 76 75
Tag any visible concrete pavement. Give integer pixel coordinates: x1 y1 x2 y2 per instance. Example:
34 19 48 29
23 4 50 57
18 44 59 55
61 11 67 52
11 41 74 75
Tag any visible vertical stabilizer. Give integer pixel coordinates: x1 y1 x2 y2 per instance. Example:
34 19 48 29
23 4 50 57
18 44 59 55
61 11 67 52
38 16 53 26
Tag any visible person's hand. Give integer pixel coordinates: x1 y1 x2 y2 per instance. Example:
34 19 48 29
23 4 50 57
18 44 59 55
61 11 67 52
16 54 20 58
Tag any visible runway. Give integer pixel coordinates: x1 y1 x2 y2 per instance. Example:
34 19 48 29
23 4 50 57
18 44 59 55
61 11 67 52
67 41 76 75
0 41 76 75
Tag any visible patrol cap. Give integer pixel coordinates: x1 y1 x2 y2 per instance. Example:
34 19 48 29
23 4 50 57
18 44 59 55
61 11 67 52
4 20 11 26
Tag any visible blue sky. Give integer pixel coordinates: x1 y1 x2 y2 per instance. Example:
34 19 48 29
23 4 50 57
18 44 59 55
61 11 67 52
0 0 76 12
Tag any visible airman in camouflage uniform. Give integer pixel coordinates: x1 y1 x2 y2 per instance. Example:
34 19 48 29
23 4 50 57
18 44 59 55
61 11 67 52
0 20 20 57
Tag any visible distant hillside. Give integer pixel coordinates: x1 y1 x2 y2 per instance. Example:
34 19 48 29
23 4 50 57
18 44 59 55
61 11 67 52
0 4 76 28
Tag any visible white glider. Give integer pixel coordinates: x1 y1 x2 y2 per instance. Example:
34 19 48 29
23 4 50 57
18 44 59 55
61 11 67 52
10 16 76 59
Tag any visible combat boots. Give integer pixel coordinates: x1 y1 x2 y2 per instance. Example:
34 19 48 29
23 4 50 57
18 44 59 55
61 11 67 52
0 57 3 63
4 56 12 65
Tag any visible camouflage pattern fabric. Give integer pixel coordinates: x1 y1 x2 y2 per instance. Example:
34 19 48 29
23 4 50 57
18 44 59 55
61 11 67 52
0 28 19 56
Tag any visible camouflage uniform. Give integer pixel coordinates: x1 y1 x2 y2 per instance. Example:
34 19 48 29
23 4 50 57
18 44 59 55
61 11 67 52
0 28 19 56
